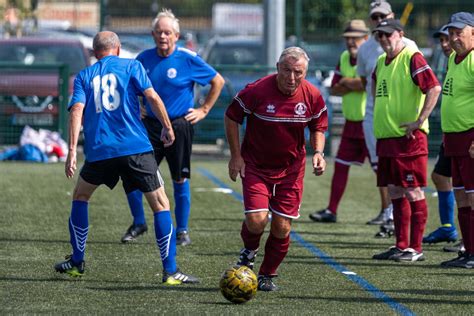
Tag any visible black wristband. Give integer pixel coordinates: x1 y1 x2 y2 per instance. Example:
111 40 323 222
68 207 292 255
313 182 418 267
313 150 324 157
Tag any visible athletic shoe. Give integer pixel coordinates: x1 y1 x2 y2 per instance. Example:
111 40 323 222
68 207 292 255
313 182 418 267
440 252 466 267
422 226 458 244
366 210 385 225
372 246 404 260
374 220 395 238
162 269 200 284
443 240 465 253
121 223 148 243
309 209 337 223
395 248 425 262
54 255 85 277
176 230 192 246
257 275 278 291
441 253 474 269
237 248 258 270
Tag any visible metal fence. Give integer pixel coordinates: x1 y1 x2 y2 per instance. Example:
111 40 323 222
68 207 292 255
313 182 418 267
0 63 69 145
98 0 474 45
1 0 472 156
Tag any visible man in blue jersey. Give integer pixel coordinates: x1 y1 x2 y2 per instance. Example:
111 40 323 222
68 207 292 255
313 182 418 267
54 31 199 284
121 8 224 246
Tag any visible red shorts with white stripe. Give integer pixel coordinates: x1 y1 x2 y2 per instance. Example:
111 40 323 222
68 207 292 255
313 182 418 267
451 156 474 193
241 164 304 219
377 155 428 188
336 136 369 166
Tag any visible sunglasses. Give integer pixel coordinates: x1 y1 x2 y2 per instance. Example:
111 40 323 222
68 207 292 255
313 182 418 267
371 14 387 20
376 31 394 39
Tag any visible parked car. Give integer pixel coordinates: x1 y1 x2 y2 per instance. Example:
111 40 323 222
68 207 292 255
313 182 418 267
0 38 90 144
29 28 138 62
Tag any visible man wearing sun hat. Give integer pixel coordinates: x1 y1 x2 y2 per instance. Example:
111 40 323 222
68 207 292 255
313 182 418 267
309 20 371 223
439 12 474 269
370 18 441 262
356 1 419 230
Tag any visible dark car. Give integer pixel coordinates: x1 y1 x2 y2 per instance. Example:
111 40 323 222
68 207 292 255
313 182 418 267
0 38 90 144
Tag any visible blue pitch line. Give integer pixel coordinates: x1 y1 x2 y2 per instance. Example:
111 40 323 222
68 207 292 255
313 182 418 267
197 167 415 316
291 233 414 316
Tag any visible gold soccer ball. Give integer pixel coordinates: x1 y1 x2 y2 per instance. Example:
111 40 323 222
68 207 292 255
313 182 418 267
219 265 258 304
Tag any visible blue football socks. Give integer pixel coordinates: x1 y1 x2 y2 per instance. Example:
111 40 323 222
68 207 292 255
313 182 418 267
126 189 146 226
153 210 177 274
173 180 191 234
69 200 89 264
438 190 455 227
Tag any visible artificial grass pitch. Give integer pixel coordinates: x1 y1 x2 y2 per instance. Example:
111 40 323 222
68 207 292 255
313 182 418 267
0 158 472 314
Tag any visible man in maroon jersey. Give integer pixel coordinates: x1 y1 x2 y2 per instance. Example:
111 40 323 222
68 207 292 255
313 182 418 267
370 19 441 262
225 47 328 291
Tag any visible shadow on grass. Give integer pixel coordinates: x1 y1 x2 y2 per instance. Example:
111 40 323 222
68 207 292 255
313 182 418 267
86 285 218 293
286 255 373 261
279 295 474 305
0 237 154 246
292 240 391 250
192 227 240 233
0 276 161 286
194 218 244 223
433 272 473 277
1 276 69 283
381 289 474 296
294 230 361 237
284 259 444 269
199 301 235 305
194 251 239 257
297 219 370 226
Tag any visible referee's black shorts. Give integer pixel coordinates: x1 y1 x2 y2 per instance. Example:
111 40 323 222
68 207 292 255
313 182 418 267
433 143 452 177
143 116 193 181
80 151 164 194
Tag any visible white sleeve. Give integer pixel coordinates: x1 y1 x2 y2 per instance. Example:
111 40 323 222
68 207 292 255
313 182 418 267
402 37 419 50
357 47 367 77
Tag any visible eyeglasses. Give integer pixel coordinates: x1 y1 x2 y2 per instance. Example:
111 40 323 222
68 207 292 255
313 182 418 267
376 32 394 39
371 14 387 21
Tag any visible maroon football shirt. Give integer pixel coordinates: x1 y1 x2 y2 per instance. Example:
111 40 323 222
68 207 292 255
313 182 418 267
226 74 328 178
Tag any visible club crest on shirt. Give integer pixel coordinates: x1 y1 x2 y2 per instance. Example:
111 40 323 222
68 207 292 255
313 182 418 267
167 68 177 79
266 104 276 113
294 102 307 116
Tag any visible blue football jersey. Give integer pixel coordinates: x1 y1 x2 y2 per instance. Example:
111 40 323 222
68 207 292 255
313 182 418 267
136 47 217 120
69 56 153 162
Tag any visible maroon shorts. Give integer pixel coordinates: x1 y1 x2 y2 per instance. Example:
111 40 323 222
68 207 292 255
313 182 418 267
336 136 369 166
241 165 304 219
451 156 474 193
377 155 428 188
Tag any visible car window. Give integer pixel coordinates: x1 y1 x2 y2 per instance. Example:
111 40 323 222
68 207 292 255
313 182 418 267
207 45 263 65
118 34 155 51
304 42 345 70
0 43 87 74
